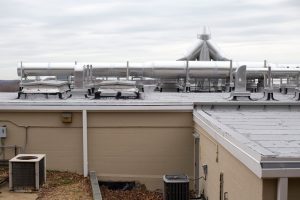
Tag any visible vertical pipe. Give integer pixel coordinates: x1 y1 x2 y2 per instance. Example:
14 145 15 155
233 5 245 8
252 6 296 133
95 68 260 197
20 61 23 83
126 61 129 81
268 67 272 88
186 60 189 83
229 60 233 85
220 173 224 200
193 133 200 196
90 65 93 82
82 110 88 177
277 177 288 200
264 60 267 88
229 60 234 92
86 65 89 83
186 60 190 92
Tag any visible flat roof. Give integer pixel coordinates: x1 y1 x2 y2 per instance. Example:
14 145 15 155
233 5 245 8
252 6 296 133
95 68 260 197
194 106 300 178
201 106 300 159
0 91 300 108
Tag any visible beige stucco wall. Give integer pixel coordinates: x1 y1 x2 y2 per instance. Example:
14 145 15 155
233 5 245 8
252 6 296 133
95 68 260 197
0 112 83 173
0 111 194 190
87 112 194 190
195 124 264 200
263 178 300 200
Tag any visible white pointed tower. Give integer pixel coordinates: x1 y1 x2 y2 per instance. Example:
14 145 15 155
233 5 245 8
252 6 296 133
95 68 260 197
178 27 228 61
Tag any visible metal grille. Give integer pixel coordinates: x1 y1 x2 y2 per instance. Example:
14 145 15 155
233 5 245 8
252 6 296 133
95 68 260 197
12 162 35 188
163 175 189 200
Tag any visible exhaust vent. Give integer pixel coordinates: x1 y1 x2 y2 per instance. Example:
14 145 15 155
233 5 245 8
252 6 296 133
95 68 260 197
230 65 251 100
9 154 46 191
163 174 189 200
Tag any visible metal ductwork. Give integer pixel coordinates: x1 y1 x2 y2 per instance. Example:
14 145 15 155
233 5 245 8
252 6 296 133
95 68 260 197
17 61 300 80
15 28 300 93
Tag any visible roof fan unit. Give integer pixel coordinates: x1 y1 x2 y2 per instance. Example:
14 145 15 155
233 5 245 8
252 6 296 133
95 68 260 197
163 174 189 200
9 154 46 191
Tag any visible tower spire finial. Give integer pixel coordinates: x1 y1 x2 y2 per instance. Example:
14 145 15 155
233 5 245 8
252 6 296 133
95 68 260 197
198 26 211 41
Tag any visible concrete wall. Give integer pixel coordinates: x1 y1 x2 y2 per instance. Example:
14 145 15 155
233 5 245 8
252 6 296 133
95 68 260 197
195 124 264 200
0 111 194 190
263 178 300 200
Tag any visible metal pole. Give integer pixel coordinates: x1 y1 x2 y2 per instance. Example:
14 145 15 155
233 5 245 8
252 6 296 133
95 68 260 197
186 60 189 83
268 66 272 88
20 61 23 84
229 60 234 92
186 60 190 92
229 60 233 84
126 61 129 81
264 60 267 88
90 65 93 82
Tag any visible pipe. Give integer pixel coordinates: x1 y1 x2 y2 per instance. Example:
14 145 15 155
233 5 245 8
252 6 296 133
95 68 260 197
82 110 88 177
277 177 288 200
193 132 200 196
126 61 129 81
268 67 272 88
17 62 75 77
17 61 300 80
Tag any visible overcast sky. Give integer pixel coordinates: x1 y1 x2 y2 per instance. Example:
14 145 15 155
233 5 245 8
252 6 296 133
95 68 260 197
0 0 300 79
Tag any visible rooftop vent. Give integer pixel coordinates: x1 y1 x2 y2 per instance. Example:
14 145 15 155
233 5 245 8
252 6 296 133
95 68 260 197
230 65 252 101
85 80 141 99
17 80 71 99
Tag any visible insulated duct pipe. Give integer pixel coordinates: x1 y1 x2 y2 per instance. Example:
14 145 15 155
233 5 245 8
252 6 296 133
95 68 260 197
17 62 75 77
17 61 300 79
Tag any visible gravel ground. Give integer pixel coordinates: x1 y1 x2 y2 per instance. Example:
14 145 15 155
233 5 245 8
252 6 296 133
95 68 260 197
37 170 92 200
101 186 163 200
1 168 164 200
0 167 8 177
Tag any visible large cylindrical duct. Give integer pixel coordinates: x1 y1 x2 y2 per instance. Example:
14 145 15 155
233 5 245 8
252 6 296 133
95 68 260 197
17 62 75 77
17 61 300 80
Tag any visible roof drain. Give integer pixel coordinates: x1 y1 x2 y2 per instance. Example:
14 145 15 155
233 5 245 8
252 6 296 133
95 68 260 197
229 65 252 101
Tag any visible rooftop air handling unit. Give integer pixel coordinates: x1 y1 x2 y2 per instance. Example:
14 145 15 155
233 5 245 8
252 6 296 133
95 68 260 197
9 154 46 191
17 80 71 99
163 174 189 200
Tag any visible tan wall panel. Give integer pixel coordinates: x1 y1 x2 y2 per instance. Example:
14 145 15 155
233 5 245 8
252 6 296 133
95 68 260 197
262 178 300 200
87 112 193 127
0 112 82 127
88 127 194 189
263 179 277 200
0 111 83 171
0 122 26 159
289 178 300 200
26 127 83 173
0 111 194 190
196 124 263 200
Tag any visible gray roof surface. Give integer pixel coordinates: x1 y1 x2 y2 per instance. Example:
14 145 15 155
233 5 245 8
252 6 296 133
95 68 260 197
201 106 300 159
0 91 300 106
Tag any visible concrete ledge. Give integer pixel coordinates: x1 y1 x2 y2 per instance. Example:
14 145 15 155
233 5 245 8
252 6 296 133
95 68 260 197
89 171 102 200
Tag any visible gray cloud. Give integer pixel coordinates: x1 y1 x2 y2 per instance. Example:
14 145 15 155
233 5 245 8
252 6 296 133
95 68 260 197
0 0 300 79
